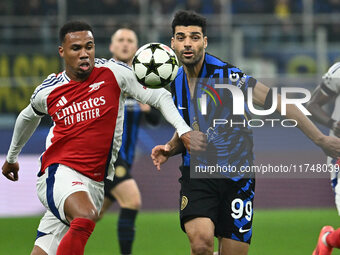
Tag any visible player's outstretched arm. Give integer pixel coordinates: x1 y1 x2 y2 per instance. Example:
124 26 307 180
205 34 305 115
111 62 207 150
146 89 208 152
306 85 340 138
253 82 340 158
142 87 207 152
2 104 42 181
110 62 192 138
140 87 192 137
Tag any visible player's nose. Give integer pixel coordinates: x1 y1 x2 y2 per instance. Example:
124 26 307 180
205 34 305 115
183 37 192 47
79 47 89 58
184 45 192 52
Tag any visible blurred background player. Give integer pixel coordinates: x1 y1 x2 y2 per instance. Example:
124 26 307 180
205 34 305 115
99 28 160 255
307 63 340 255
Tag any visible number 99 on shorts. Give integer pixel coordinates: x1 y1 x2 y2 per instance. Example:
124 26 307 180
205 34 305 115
231 198 252 221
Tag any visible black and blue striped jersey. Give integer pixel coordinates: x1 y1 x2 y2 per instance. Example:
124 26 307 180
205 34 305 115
119 98 142 166
171 53 257 180
119 98 160 166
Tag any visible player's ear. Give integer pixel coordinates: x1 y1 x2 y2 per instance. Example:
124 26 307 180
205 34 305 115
109 42 114 55
58 46 64 58
171 37 174 49
204 36 208 49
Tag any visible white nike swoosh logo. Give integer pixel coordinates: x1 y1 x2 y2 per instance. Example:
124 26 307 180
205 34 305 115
239 227 251 233
178 105 186 110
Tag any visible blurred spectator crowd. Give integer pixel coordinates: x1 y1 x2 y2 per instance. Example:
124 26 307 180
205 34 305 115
1 0 340 51
1 0 340 15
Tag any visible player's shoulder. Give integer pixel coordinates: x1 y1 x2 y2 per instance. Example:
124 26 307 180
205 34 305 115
95 58 132 71
95 58 136 88
205 53 242 72
322 62 340 94
205 53 256 88
95 58 134 82
205 53 227 67
32 72 68 98
41 72 67 85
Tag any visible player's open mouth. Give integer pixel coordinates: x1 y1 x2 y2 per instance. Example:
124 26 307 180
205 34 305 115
183 51 194 58
79 62 90 71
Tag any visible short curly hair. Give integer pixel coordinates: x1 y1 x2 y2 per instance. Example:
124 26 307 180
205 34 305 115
59 21 94 44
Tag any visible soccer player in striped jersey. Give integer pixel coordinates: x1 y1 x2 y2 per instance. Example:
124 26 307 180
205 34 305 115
307 63 340 255
1 21 205 255
151 10 340 255
99 28 160 255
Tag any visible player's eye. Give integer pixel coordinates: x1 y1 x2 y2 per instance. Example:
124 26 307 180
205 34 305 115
192 36 200 41
177 36 184 41
72 46 81 51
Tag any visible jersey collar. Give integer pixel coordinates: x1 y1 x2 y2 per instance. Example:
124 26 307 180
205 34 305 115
62 71 71 82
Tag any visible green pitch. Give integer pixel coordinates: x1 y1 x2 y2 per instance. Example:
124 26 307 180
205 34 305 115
1 209 340 254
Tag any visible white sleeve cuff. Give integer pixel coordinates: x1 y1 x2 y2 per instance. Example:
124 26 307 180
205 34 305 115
6 105 41 163
177 126 192 138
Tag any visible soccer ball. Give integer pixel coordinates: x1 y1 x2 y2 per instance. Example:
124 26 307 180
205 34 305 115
132 43 179 89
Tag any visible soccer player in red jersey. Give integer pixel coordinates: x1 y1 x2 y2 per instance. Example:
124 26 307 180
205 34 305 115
1 21 206 255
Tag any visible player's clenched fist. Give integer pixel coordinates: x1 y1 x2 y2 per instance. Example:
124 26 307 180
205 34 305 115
2 161 19 181
180 130 207 153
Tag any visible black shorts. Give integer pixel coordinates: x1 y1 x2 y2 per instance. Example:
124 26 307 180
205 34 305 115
179 166 255 244
104 156 132 201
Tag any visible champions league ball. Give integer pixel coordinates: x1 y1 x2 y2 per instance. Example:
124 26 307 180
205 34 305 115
132 43 179 89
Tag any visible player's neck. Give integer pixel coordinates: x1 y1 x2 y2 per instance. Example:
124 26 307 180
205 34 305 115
65 70 90 82
184 57 204 97
183 55 204 80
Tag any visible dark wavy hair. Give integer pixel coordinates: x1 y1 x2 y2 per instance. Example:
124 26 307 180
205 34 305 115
171 10 207 35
